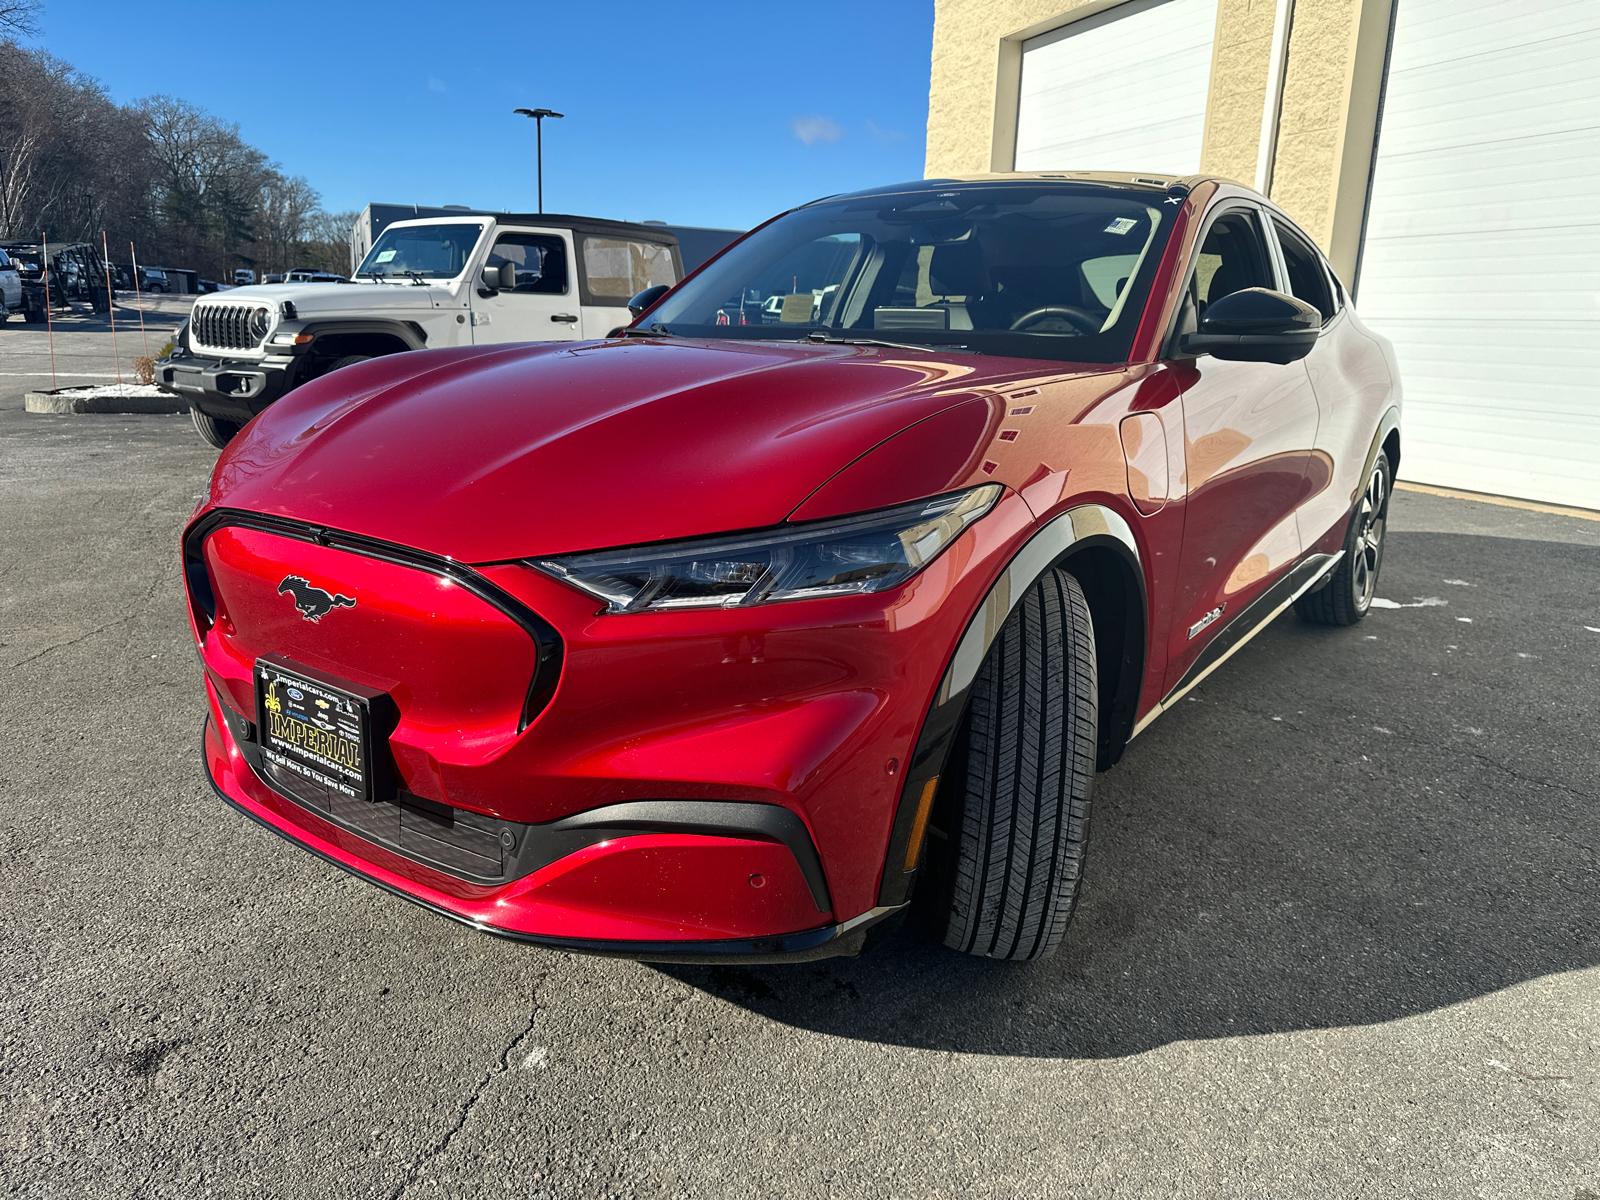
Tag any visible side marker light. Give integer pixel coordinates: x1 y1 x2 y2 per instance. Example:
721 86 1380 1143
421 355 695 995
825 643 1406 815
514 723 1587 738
903 776 940 871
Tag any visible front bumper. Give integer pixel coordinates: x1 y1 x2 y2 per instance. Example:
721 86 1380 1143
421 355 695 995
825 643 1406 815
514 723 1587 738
157 355 290 422
204 704 900 961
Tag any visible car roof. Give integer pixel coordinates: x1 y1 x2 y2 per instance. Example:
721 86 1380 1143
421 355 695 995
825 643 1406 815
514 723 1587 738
384 212 679 245
804 171 1254 206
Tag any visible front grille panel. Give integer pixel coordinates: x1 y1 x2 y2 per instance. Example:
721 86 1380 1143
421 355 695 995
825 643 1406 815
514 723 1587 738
265 756 512 881
192 303 269 351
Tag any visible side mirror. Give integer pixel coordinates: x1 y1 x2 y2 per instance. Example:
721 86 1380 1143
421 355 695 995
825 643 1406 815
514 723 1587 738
628 284 671 318
480 262 516 292
1179 287 1320 365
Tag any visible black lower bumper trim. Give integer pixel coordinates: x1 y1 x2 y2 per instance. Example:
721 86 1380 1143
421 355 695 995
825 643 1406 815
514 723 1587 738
203 721 877 963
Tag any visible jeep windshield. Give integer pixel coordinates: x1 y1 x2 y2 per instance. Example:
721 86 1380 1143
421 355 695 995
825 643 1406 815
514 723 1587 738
640 184 1176 363
356 223 485 279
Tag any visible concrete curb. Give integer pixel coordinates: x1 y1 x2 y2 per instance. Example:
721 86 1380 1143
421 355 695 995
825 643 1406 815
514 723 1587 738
25 390 188 415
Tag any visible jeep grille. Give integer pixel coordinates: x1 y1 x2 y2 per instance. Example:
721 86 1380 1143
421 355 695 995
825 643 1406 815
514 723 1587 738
192 303 271 351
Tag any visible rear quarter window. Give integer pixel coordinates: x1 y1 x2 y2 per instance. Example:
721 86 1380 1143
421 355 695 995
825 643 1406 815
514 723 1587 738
581 237 678 304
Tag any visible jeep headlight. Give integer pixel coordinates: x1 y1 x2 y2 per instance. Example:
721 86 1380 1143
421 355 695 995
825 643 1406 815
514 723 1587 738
531 484 1003 613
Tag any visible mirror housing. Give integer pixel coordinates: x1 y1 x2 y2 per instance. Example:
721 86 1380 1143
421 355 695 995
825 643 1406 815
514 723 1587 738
1179 287 1320 365
628 284 671 318
480 262 516 292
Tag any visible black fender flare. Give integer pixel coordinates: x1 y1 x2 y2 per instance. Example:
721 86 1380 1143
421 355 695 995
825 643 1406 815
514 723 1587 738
1361 405 1402 501
874 502 1147 908
275 316 429 356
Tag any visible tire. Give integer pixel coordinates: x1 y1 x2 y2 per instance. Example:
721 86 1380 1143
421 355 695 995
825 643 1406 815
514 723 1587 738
323 354 371 376
931 568 1098 961
1295 449 1392 626
191 406 242 450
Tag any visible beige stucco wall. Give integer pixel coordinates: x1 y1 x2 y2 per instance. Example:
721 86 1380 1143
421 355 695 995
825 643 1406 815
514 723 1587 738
1273 0 1393 275
925 0 1394 277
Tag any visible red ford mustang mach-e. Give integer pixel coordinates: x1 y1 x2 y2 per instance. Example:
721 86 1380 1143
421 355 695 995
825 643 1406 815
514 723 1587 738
185 173 1400 962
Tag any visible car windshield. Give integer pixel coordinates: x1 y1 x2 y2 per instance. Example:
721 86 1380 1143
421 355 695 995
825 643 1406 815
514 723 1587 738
356 223 485 279
643 184 1176 362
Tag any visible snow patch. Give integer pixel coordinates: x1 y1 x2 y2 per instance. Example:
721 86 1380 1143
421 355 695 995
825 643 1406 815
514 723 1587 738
1371 597 1447 609
47 383 165 399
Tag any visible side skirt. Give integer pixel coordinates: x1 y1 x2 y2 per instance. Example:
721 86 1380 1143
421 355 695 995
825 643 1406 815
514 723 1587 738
1130 549 1344 740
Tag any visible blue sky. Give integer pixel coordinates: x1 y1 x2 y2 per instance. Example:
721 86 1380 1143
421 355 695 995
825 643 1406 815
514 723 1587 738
30 1 934 232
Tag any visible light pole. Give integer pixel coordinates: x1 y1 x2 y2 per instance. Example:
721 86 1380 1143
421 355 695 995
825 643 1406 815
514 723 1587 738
513 107 564 213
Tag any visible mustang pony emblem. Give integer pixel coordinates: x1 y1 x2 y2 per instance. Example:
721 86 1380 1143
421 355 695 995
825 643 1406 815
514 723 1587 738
277 575 356 622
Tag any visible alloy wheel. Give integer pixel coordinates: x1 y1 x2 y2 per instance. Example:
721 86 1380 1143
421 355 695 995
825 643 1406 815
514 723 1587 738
1351 464 1387 609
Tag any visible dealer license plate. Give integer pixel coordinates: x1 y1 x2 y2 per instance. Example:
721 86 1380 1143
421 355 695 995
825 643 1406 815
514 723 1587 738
254 657 379 804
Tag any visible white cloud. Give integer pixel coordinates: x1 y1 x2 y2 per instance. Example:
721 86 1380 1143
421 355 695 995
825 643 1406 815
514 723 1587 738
792 116 842 146
427 77 448 93
866 120 904 144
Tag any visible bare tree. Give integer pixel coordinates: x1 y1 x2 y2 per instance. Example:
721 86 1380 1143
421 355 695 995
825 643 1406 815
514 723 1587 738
1 42 351 283
256 173 320 274
0 0 40 37
303 209 359 274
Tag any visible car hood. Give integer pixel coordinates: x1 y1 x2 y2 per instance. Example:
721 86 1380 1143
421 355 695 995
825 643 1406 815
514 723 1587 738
204 338 1098 562
202 281 449 314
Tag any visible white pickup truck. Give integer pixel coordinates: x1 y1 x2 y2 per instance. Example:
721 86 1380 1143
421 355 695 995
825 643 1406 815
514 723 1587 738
157 213 683 446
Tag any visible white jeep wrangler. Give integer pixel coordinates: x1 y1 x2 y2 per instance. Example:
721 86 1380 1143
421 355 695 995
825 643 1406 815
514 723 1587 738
157 213 682 447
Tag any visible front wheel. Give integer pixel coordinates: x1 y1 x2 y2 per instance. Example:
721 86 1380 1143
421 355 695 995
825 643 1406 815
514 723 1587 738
926 568 1098 961
191 406 242 449
1296 449 1392 626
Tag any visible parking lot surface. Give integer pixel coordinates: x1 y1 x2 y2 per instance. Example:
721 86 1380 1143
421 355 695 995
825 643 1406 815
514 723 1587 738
2 320 1596 1198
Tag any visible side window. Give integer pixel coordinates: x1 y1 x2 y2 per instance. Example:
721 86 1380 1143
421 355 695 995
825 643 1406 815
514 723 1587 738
1272 218 1334 320
1190 209 1274 315
486 233 567 295
582 237 677 304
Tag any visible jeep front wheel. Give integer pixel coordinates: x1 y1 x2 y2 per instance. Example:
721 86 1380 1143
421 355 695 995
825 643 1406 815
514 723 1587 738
191 407 242 449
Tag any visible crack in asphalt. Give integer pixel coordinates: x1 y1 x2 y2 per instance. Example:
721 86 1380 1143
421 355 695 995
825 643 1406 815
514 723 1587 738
6 615 135 668
387 989 544 1199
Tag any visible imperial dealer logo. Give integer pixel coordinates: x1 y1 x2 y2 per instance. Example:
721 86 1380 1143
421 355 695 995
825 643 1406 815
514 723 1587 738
277 575 356 622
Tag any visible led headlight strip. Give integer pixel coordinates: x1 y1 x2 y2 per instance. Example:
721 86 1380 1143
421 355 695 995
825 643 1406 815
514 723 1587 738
531 484 1004 614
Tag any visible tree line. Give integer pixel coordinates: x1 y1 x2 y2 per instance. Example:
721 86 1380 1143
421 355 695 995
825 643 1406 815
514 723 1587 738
0 37 355 280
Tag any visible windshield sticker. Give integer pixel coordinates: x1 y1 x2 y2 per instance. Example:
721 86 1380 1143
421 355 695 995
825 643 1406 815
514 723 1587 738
779 293 816 323
375 249 397 263
1103 217 1138 236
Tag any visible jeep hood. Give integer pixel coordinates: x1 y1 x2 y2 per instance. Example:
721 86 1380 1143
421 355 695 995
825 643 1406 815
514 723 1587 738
208 280 448 315
203 338 1102 562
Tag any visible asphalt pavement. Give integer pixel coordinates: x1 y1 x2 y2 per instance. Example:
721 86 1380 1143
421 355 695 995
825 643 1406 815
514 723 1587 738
1 319 1596 1198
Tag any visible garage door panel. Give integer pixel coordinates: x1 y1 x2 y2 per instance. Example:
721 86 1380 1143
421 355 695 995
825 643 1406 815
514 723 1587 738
1014 0 1218 176
1385 0 1599 71
1361 129 1600 237
1359 227 1600 322
1358 0 1600 508
1374 40 1600 155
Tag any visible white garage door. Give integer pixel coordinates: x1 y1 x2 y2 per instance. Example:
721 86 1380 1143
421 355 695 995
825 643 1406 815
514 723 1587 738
1356 0 1600 510
1014 0 1219 177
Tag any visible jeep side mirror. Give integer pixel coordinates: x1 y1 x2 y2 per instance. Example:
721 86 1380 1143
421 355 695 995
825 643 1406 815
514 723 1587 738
1178 287 1320 365
480 262 516 292
628 284 671 318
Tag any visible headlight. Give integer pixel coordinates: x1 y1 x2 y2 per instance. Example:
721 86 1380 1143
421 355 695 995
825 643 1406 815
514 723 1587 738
532 484 1004 613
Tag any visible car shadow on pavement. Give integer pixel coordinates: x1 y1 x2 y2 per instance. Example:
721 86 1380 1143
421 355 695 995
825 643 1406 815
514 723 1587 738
658 531 1600 1058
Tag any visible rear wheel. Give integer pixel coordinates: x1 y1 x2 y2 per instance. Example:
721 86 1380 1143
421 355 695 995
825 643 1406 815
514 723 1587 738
929 568 1098 961
190 406 242 449
1295 449 1391 626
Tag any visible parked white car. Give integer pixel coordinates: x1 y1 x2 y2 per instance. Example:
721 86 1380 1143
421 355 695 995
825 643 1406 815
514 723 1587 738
0 248 20 317
157 214 683 447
